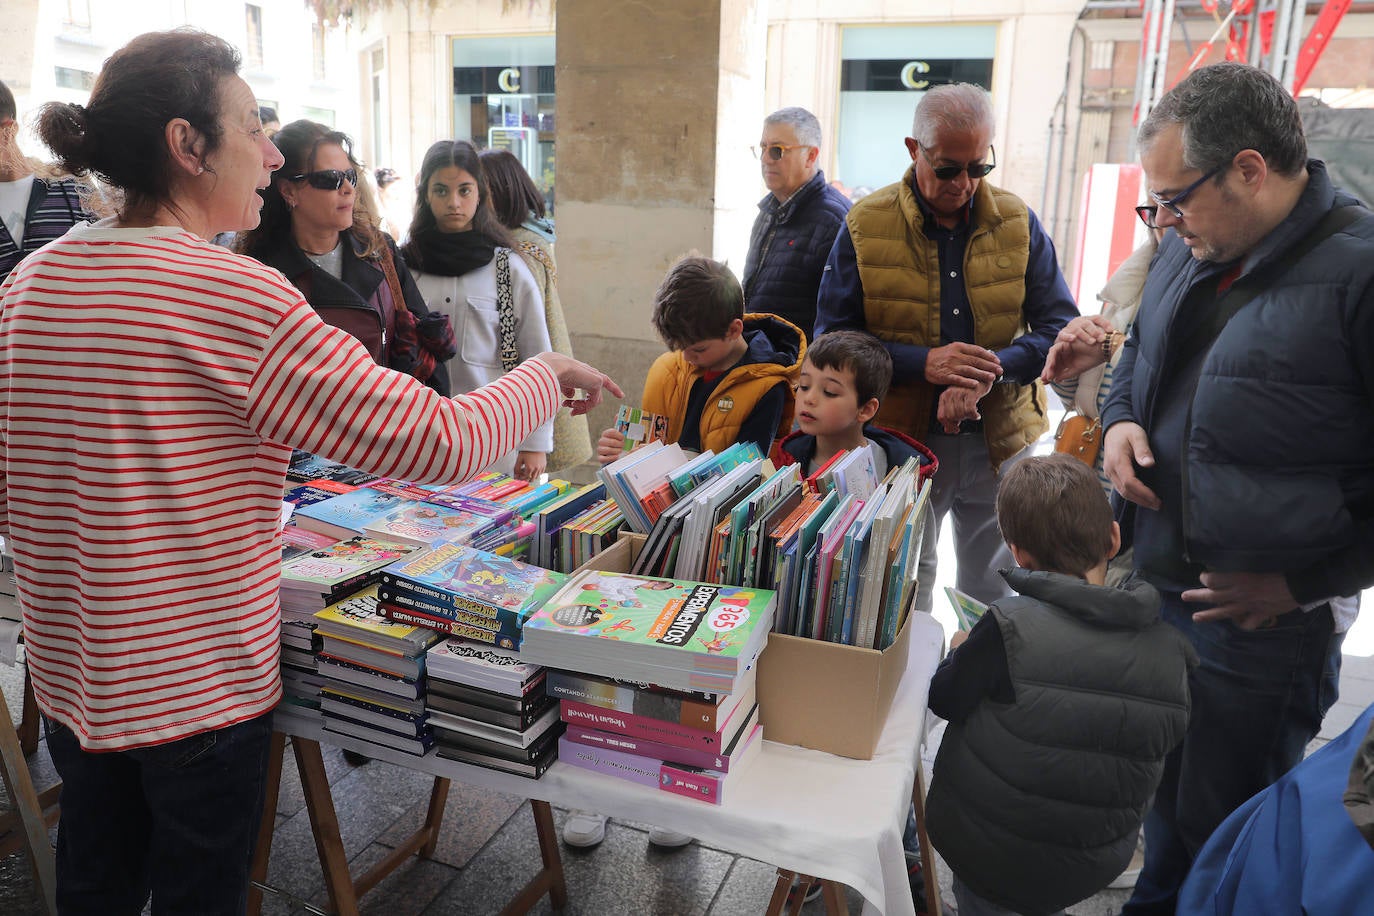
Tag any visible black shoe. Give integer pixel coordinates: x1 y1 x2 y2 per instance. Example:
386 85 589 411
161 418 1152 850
342 749 371 766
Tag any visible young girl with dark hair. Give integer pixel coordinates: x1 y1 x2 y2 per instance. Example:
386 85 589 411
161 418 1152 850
403 140 553 480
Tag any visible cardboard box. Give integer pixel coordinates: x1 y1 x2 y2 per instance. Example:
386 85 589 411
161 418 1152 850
574 532 912 761
755 608 912 760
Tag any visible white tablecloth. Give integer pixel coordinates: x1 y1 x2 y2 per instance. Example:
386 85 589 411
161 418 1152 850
278 612 945 916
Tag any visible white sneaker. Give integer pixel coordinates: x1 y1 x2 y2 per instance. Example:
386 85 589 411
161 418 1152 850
646 825 694 847
562 811 608 848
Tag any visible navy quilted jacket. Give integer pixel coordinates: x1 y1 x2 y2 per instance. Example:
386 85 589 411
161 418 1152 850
742 170 850 340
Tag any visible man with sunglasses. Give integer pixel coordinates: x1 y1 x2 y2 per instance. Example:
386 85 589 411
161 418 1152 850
0 79 94 284
741 107 851 341
815 82 1077 614
1100 62 1374 915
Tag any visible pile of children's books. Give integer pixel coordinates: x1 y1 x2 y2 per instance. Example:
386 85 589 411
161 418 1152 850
599 441 932 650
377 541 568 647
271 452 629 771
313 586 443 755
424 637 562 778
518 566 771 803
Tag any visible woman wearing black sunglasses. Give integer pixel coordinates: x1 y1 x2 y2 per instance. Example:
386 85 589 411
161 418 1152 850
401 140 555 482
239 120 456 395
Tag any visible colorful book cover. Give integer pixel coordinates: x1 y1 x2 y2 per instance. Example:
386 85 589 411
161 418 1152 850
285 451 378 487
293 487 413 539
521 569 774 667
280 536 416 593
615 404 670 451
364 500 506 548
313 586 441 655
379 542 567 622
946 586 989 632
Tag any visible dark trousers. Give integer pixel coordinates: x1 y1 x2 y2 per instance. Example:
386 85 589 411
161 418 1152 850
1122 594 1343 915
45 711 275 916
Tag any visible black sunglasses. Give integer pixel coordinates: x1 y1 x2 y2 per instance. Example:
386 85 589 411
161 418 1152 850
920 144 996 181
289 168 358 191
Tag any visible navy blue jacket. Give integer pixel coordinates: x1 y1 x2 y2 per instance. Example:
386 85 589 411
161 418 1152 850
1102 161 1374 603
775 424 935 477
742 170 850 340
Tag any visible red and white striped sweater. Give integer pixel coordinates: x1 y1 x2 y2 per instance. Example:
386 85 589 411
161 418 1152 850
0 223 561 751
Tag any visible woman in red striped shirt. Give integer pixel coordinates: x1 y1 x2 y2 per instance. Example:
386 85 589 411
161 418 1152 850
0 29 618 915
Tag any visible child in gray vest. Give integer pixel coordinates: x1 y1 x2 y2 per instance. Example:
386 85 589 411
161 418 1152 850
924 454 1196 916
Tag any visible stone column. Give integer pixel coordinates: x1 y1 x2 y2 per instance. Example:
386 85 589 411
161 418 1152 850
554 0 766 475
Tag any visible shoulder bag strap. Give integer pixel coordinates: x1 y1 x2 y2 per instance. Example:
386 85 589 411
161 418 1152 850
376 244 410 365
495 248 520 372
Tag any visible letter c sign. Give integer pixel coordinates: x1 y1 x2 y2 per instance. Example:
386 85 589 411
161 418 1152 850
901 61 931 90
498 67 521 93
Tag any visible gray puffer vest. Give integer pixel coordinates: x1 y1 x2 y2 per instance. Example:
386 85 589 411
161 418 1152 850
926 569 1194 915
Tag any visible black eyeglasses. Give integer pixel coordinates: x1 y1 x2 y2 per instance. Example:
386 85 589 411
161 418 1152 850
1135 162 1227 228
289 168 358 191
919 144 996 181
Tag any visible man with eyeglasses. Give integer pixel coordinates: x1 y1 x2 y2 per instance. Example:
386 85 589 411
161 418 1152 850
1099 62 1374 915
741 107 851 340
0 79 94 284
815 82 1077 614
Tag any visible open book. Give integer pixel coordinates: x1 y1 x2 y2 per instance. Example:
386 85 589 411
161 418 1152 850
944 586 989 632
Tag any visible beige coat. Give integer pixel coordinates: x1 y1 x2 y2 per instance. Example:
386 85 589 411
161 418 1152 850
511 227 594 472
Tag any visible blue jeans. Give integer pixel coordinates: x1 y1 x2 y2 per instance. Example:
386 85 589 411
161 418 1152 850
45 711 274 916
1122 594 1343 916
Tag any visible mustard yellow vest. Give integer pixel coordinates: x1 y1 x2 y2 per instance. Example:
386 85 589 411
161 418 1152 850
643 313 804 455
848 164 1048 468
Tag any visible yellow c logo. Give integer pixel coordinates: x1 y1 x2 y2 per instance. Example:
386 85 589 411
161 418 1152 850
901 61 930 90
498 68 521 93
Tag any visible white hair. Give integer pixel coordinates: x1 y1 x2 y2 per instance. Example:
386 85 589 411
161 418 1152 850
763 106 822 148
911 84 995 147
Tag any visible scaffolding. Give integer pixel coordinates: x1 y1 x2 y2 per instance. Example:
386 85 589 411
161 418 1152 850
1132 0 1352 131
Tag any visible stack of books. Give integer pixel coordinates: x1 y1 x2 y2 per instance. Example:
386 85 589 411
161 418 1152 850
425 638 562 778
312 587 443 756
377 542 567 648
519 568 774 695
276 536 419 723
551 668 762 805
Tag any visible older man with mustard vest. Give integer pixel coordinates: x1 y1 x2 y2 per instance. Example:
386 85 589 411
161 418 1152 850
816 82 1077 609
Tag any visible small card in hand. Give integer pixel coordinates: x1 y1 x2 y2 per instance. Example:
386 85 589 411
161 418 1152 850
615 405 669 452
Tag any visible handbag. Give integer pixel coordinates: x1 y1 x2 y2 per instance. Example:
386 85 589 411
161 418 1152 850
494 248 520 372
1054 411 1102 467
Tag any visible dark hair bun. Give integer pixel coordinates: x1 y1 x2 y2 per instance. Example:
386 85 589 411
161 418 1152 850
36 101 91 173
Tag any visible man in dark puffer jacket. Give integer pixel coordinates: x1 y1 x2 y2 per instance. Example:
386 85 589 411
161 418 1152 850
741 107 850 340
1097 63 1374 915
926 455 1194 916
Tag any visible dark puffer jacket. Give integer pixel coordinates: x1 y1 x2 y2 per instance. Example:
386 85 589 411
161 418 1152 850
1100 161 1374 602
742 170 850 339
926 569 1194 915
253 234 455 396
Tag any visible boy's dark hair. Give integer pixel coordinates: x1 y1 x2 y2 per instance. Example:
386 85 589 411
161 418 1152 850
996 454 1114 577
258 105 278 125
805 330 893 406
651 254 744 351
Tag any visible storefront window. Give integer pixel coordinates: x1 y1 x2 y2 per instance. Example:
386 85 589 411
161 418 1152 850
452 35 556 212
836 25 997 193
